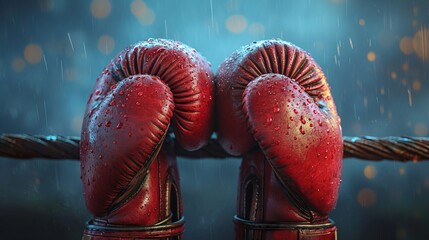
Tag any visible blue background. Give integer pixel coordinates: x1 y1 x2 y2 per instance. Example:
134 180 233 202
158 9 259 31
0 0 429 239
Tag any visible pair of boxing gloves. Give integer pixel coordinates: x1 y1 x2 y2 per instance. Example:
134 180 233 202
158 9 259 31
80 38 343 240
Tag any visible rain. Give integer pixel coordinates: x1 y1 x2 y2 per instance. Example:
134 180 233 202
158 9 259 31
0 0 429 239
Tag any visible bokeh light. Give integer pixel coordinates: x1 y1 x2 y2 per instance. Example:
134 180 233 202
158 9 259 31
412 80 421 91
367 51 376 62
414 122 428 136
131 0 155 25
413 27 429 61
400 36 414 55
226 15 247 33
24 44 43 64
90 0 111 19
97 35 115 55
357 188 377 207
11 57 26 72
364 165 377 179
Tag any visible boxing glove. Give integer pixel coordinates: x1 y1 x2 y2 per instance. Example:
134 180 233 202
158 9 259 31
216 40 342 239
80 39 214 239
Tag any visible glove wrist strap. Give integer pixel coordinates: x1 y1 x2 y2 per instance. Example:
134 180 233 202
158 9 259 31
234 215 337 240
82 215 184 239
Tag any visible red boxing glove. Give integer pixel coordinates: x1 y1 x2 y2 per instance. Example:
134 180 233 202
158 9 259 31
216 40 342 240
80 39 214 239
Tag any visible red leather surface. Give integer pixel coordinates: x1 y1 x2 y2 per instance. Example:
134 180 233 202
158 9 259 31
80 39 214 237
82 76 174 217
243 75 342 215
216 39 340 156
216 40 342 239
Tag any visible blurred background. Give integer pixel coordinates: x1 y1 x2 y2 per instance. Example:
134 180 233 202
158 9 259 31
0 0 428 239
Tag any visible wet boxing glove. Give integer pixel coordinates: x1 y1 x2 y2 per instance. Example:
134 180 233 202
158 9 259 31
80 39 214 239
216 40 342 240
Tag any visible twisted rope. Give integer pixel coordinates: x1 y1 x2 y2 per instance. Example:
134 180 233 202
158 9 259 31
0 134 428 162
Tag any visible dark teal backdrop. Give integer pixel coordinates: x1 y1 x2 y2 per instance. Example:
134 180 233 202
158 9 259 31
0 0 428 239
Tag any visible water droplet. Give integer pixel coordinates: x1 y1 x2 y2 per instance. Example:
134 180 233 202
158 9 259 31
318 119 323 126
105 121 111 127
95 90 101 95
109 100 116 106
293 109 298 114
136 102 141 105
266 115 273 125
119 91 124 95
97 122 102 127
299 126 305 135
300 115 306 124
138 92 143 96
116 122 123 129
105 109 110 114
273 105 280 113
289 116 294 121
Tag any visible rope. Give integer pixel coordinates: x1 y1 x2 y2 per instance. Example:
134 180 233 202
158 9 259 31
1 134 428 162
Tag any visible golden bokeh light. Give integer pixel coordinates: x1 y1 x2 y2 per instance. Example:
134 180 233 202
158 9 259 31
412 80 421 91
97 35 115 55
367 51 376 62
131 0 147 17
399 167 406 175
357 188 377 207
11 57 26 72
390 71 397 80
413 27 429 61
24 43 43 64
359 19 365 26
363 165 377 179
226 15 247 34
414 122 428 136
400 36 414 55
131 0 155 25
91 0 111 19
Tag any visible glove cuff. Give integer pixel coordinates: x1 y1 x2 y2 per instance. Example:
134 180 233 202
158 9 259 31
234 215 337 240
82 215 184 239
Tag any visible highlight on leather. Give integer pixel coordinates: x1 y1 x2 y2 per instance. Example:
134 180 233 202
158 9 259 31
80 38 214 218
85 38 214 151
216 39 339 156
